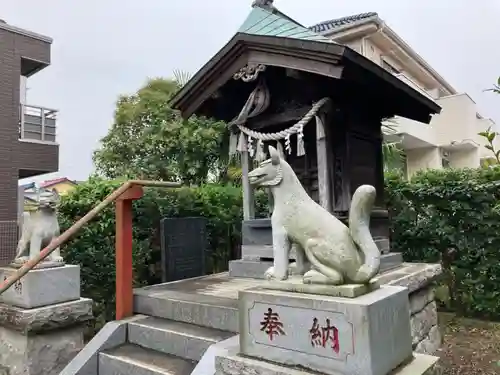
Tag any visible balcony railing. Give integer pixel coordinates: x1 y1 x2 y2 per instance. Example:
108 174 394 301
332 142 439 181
19 104 57 143
394 73 436 101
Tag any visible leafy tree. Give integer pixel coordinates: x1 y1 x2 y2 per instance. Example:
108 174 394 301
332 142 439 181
93 77 227 185
381 118 405 174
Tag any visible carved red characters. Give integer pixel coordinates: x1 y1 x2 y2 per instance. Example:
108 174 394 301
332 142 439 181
309 317 340 353
260 307 285 341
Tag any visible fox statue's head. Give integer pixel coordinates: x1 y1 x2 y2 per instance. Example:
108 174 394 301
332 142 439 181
248 146 284 187
37 188 60 210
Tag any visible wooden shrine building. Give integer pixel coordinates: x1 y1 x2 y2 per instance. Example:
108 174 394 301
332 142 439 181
170 1 440 260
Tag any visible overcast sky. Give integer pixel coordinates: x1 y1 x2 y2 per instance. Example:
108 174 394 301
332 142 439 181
4 0 500 182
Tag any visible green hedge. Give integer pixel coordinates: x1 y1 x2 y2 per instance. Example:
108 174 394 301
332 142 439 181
386 167 500 318
58 177 268 330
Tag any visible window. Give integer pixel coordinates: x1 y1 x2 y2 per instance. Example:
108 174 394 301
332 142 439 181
381 59 400 74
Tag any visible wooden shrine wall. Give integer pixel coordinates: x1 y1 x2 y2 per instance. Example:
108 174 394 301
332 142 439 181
286 118 319 203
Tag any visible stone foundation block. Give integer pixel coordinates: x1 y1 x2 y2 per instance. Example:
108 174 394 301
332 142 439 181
0 324 85 375
0 297 93 375
0 265 80 309
0 298 93 334
239 286 413 375
215 352 441 375
411 301 438 346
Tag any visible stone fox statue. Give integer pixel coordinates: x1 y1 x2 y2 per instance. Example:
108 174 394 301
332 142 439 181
247 146 380 285
14 189 63 264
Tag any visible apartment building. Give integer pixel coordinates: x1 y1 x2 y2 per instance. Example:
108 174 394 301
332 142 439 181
310 13 498 176
0 19 58 264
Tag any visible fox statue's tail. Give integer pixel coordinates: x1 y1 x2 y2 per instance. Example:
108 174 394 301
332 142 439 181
348 185 381 283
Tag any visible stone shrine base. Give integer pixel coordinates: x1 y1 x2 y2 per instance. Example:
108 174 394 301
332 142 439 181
215 352 441 375
0 264 93 375
0 298 93 375
135 262 443 357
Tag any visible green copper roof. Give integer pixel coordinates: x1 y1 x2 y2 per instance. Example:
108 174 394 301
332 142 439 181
238 6 332 43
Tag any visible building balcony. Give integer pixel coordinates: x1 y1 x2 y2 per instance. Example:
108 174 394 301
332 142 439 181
432 93 478 147
19 104 57 143
386 73 481 156
18 104 59 178
384 116 436 150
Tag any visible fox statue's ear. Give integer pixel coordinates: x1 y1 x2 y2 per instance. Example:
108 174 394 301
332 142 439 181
268 145 280 165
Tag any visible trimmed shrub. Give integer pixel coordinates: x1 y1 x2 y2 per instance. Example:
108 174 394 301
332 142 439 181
386 167 500 318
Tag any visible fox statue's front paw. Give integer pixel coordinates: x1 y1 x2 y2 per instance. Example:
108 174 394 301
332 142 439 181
13 256 29 264
264 266 288 281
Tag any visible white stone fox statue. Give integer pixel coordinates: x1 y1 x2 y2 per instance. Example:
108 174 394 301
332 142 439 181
14 188 63 264
248 146 380 285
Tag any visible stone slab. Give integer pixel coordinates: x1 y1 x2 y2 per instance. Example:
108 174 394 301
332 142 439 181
239 286 413 375
263 275 380 298
215 352 441 375
0 264 80 308
128 316 235 361
99 344 195 375
376 263 442 293
0 324 85 375
229 259 272 279
0 298 93 334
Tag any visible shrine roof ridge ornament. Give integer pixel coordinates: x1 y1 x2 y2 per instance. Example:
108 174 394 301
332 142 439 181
239 2 330 42
252 0 273 8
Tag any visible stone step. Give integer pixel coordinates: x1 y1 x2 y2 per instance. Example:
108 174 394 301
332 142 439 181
99 344 195 375
229 252 403 279
134 288 239 332
128 317 235 361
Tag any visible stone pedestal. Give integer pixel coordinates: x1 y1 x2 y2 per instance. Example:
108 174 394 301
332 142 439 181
239 286 413 375
0 264 93 375
0 265 80 308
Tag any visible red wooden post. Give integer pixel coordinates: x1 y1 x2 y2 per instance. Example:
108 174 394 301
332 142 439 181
115 185 143 320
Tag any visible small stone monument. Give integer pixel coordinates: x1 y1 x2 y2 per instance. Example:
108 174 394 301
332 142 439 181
0 188 93 375
215 150 441 375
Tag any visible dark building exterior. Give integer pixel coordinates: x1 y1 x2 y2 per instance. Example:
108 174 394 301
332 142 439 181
0 20 58 265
